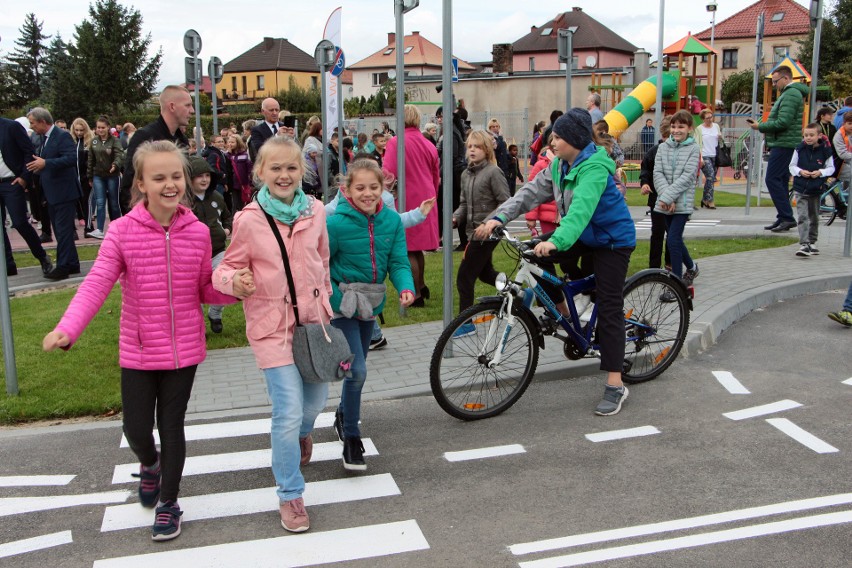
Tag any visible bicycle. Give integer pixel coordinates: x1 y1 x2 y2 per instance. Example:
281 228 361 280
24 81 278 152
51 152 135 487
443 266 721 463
788 178 848 226
429 227 693 421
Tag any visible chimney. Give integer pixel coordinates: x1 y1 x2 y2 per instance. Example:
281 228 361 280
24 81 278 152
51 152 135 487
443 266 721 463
263 37 274 50
388 32 395 45
573 6 582 11
492 43 514 75
412 31 420 36
530 26 537 33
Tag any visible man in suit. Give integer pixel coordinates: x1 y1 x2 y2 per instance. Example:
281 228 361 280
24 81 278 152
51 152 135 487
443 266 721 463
248 98 294 161
0 117 54 277
119 85 193 213
26 107 80 280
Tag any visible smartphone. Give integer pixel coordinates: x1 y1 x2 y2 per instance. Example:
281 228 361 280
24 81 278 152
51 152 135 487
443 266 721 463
746 118 756 124
282 115 296 128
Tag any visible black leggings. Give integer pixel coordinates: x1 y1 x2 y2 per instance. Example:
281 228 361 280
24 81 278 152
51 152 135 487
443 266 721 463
535 242 634 372
456 239 500 311
121 366 197 503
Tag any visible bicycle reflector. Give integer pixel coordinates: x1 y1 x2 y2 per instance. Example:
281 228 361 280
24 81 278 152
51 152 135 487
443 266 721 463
495 272 509 292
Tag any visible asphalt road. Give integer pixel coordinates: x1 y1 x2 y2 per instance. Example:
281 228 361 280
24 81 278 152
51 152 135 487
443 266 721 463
1 291 850 567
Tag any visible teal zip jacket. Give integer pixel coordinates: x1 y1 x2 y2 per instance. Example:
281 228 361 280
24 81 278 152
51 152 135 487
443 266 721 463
548 143 636 251
326 197 414 317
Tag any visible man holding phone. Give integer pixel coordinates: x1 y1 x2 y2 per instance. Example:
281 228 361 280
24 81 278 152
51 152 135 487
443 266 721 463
249 98 295 160
748 65 809 232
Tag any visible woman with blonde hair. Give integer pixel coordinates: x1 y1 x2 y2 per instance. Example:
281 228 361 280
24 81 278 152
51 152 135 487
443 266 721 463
70 118 94 231
383 104 440 306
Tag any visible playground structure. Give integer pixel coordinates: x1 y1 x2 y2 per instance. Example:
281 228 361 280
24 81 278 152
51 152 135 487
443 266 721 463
761 55 812 126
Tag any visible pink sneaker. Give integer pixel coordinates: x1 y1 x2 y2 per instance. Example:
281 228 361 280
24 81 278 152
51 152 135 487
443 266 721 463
280 497 309 532
299 434 313 466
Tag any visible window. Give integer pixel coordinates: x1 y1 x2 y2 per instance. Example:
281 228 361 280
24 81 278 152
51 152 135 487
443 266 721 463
558 57 579 71
257 75 265 91
722 49 738 69
540 27 552 35
383 48 394 55
404 46 413 54
311 76 318 90
372 72 390 86
529 57 535 71
773 46 788 62
231 76 237 92
771 12 784 22
241 76 247 95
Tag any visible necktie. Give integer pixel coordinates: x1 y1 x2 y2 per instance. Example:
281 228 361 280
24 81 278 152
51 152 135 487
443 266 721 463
38 135 47 156
270 123 277 137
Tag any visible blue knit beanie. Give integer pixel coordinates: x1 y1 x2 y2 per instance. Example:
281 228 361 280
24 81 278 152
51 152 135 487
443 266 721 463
552 108 594 149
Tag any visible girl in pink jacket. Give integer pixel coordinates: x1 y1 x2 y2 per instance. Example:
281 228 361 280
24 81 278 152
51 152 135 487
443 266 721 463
43 141 254 542
213 137 332 534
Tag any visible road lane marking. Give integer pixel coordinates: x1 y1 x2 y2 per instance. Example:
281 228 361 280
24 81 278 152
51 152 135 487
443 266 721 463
509 492 852 555
0 475 75 487
711 371 750 394
517 510 852 567
444 444 526 462
843 378 852 386
723 399 801 421
111 439 378 483
94 519 429 567
0 490 131 517
585 426 660 443
0 531 73 559
119 412 336 447
101 473 400 532
765 418 839 454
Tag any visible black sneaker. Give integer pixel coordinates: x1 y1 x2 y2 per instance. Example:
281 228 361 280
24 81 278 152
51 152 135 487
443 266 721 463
132 459 161 508
333 408 344 442
151 500 183 541
209 317 223 333
368 336 388 350
342 437 367 471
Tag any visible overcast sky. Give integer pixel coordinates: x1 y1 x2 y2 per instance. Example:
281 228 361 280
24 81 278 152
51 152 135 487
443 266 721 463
1 0 808 89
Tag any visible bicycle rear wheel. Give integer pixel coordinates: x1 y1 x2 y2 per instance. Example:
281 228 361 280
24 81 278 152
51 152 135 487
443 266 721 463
621 272 690 384
821 190 838 226
430 300 539 420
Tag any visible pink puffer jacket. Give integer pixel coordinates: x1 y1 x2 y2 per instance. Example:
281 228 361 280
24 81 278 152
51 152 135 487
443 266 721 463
55 202 238 370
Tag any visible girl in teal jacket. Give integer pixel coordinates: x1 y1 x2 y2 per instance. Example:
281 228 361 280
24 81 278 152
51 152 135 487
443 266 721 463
326 159 414 471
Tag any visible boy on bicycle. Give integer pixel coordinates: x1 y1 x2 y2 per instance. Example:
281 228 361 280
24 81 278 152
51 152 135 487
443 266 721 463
476 108 635 416
789 122 835 257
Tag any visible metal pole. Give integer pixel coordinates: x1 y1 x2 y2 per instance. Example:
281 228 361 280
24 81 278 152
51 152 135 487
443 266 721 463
711 11 716 49
442 0 454 329
337 79 344 175
565 30 573 109
321 67 330 203
0 258 17 395
193 44 202 152
395 0 406 215
745 13 764 216
653 0 665 135
809 0 823 122
211 86 219 137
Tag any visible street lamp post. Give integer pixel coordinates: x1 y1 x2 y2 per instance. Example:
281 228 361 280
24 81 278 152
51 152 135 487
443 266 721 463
707 1 717 49
558 27 578 109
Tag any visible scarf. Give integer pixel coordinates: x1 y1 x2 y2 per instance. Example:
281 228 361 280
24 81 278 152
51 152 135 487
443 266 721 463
257 185 308 225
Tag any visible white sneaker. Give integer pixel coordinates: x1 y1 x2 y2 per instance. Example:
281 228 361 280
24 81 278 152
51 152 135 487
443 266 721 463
795 244 812 257
86 229 105 239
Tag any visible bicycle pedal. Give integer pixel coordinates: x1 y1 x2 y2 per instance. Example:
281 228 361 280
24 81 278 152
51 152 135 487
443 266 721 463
538 315 558 335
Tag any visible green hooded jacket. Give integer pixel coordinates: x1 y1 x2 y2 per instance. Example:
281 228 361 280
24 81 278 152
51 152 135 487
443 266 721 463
758 82 809 149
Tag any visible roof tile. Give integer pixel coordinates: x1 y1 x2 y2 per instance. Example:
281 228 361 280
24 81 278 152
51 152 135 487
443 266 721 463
512 9 637 55
223 38 317 74
695 0 810 40
349 32 475 70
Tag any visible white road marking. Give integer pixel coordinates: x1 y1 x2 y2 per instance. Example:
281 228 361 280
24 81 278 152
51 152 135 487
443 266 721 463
0 490 131 517
585 426 660 443
444 444 526 462
0 531 73 559
0 475 75 487
509 492 852 555
111 439 378 483
517 510 852 567
842 378 852 386
119 412 336 447
765 418 839 454
723 399 801 421
711 371 750 394
94 519 429 567
101 473 400 532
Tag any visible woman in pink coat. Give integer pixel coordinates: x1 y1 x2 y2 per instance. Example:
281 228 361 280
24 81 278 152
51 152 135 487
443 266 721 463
383 105 439 306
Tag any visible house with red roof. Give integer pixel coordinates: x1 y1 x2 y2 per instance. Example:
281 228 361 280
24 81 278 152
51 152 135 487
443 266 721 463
694 0 811 82
511 7 638 72
348 31 475 100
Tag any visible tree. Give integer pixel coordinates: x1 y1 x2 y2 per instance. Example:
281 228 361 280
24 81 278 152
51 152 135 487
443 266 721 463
40 34 81 118
9 13 49 106
797 0 852 92
67 0 162 117
720 69 754 111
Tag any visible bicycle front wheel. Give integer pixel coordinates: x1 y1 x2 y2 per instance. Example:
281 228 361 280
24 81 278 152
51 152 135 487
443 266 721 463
621 272 690 384
430 300 539 420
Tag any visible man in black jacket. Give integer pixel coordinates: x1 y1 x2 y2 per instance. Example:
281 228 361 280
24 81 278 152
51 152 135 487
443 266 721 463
119 85 193 213
249 98 294 161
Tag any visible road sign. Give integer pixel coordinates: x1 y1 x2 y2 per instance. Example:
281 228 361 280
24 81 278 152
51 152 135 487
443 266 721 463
331 47 345 77
183 29 202 55
451 57 458 83
185 57 201 83
208 56 223 84
314 39 336 70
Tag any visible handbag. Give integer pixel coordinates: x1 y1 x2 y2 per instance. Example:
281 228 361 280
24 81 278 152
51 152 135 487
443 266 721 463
263 211 353 383
715 139 733 168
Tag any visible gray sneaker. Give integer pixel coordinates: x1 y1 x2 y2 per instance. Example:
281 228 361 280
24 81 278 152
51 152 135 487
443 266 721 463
594 385 629 416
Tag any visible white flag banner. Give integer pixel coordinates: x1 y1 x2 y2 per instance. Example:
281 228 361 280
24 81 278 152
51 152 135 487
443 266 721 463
323 7 342 141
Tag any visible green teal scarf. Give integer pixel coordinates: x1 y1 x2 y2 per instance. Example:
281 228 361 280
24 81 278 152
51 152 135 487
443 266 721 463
257 185 308 225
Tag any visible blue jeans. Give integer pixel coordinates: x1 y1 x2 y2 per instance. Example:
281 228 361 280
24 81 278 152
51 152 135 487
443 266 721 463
207 251 225 320
331 317 374 438
263 364 329 502
843 280 852 313
765 147 796 223
664 214 694 279
371 320 383 341
92 175 121 230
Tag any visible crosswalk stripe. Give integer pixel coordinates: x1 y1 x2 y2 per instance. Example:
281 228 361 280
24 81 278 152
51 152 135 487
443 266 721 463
0 490 132 517
0 475 75 487
585 426 660 442
100 473 401 532
723 399 802 421
119 412 336 447
765 418 839 454
93 519 429 567
111 439 378 483
0 531 73 559
444 444 526 462
712 371 751 395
